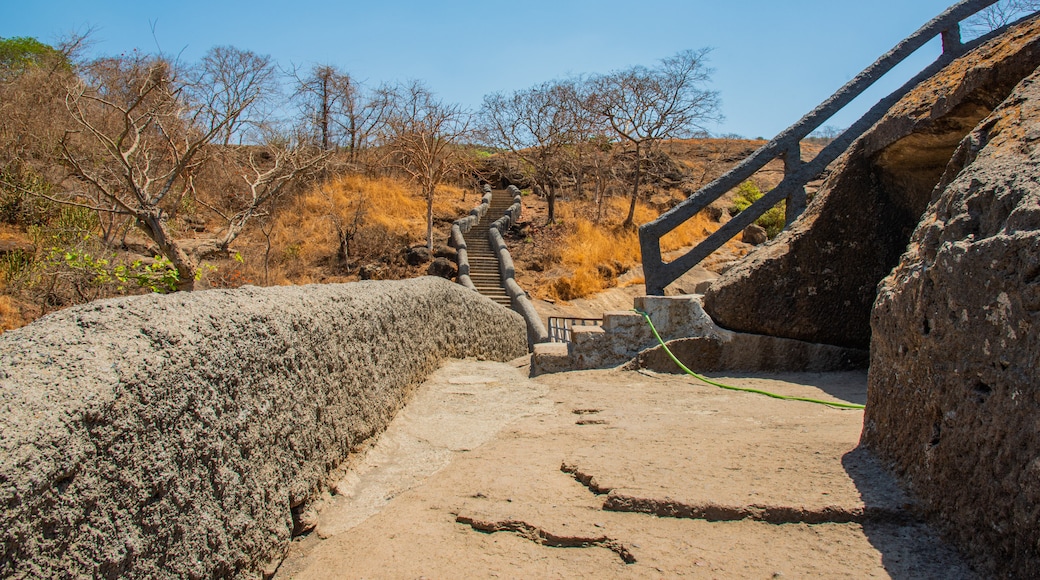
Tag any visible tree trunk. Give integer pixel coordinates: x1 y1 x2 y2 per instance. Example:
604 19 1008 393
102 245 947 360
140 213 197 291
425 183 435 251
624 143 642 228
595 172 606 224
546 181 557 225
337 230 350 265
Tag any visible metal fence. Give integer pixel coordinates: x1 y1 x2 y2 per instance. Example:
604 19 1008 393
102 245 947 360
547 317 603 343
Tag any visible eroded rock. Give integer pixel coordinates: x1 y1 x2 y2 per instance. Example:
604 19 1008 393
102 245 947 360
703 16 1040 349
863 66 1040 579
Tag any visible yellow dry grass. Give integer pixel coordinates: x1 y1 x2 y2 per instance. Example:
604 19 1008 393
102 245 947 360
548 196 725 301
262 174 470 285
0 293 26 334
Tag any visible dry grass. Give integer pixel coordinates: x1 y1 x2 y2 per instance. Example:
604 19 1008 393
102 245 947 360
547 197 720 300
0 292 27 334
254 174 470 285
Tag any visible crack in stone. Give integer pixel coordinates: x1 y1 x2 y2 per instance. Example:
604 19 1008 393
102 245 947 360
604 494 913 525
560 462 612 495
455 514 636 564
562 462 913 525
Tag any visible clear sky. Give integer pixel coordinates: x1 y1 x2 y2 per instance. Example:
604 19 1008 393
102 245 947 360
3 0 977 138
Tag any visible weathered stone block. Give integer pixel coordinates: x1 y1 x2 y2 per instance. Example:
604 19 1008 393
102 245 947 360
864 65 1040 579
0 277 526 578
530 342 571 376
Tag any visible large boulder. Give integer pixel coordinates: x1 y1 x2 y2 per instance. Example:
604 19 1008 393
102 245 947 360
0 277 527 578
703 16 1040 349
863 66 1040 579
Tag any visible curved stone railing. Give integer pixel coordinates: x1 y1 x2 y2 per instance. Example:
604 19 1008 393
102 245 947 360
0 278 528 578
640 0 1010 295
450 183 493 291
489 185 549 345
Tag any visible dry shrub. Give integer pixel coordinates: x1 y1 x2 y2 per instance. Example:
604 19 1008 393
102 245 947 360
0 293 28 334
547 196 724 301
263 174 468 285
268 174 419 278
550 199 642 300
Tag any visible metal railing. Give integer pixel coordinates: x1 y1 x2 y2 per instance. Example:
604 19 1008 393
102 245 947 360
639 0 1007 295
547 316 604 343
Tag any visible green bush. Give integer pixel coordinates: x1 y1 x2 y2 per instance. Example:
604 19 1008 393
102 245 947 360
729 180 786 239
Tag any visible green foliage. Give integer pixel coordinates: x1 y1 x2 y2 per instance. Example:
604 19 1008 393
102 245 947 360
283 243 301 261
27 206 99 249
0 249 33 285
729 180 786 239
0 36 69 79
50 250 180 293
4 206 179 311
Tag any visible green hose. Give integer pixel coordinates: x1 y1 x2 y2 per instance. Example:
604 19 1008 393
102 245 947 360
634 309 865 410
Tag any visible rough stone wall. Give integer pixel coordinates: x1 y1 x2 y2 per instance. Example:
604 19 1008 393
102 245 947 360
863 68 1040 578
0 277 527 579
703 16 1040 349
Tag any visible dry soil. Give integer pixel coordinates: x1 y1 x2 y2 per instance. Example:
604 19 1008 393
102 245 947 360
273 359 976 579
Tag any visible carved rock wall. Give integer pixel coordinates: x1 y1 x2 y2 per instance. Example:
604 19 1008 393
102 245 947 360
863 66 1040 579
0 277 527 578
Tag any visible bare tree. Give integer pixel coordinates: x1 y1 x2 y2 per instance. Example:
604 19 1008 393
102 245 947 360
477 80 576 223
387 81 471 250
314 184 368 266
199 139 329 254
292 64 350 151
335 81 395 164
188 45 279 145
291 64 395 165
55 51 324 290
967 0 1040 32
590 49 721 228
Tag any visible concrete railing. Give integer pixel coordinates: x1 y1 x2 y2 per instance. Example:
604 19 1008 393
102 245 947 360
0 278 528 578
489 185 549 346
639 0 1008 295
450 183 494 291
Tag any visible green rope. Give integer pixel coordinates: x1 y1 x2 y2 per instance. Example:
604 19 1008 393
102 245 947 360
634 309 865 410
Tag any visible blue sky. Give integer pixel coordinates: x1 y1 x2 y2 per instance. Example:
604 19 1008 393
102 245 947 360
4 0 974 138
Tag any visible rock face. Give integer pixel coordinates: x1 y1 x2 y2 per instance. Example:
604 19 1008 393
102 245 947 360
864 67 1040 579
703 16 1040 349
0 277 527 578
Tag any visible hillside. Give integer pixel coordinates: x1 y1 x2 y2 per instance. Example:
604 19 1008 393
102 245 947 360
0 137 823 333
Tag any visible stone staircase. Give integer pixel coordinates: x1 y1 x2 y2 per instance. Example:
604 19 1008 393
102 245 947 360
462 190 514 306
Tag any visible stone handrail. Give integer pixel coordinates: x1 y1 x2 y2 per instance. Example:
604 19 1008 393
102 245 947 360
489 185 550 346
450 183 494 291
0 278 528 578
639 0 1006 295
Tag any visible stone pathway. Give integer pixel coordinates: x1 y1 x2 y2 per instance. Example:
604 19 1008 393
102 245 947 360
274 359 976 579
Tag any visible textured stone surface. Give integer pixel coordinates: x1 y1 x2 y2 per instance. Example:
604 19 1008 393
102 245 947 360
863 66 1040 579
704 16 1040 349
632 334 867 374
0 277 527 578
533 295 867 375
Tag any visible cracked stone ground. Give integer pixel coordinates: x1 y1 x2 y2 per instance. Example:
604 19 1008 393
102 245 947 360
276 359 976 579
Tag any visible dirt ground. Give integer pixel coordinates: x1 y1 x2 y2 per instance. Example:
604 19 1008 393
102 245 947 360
273 359 976 579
